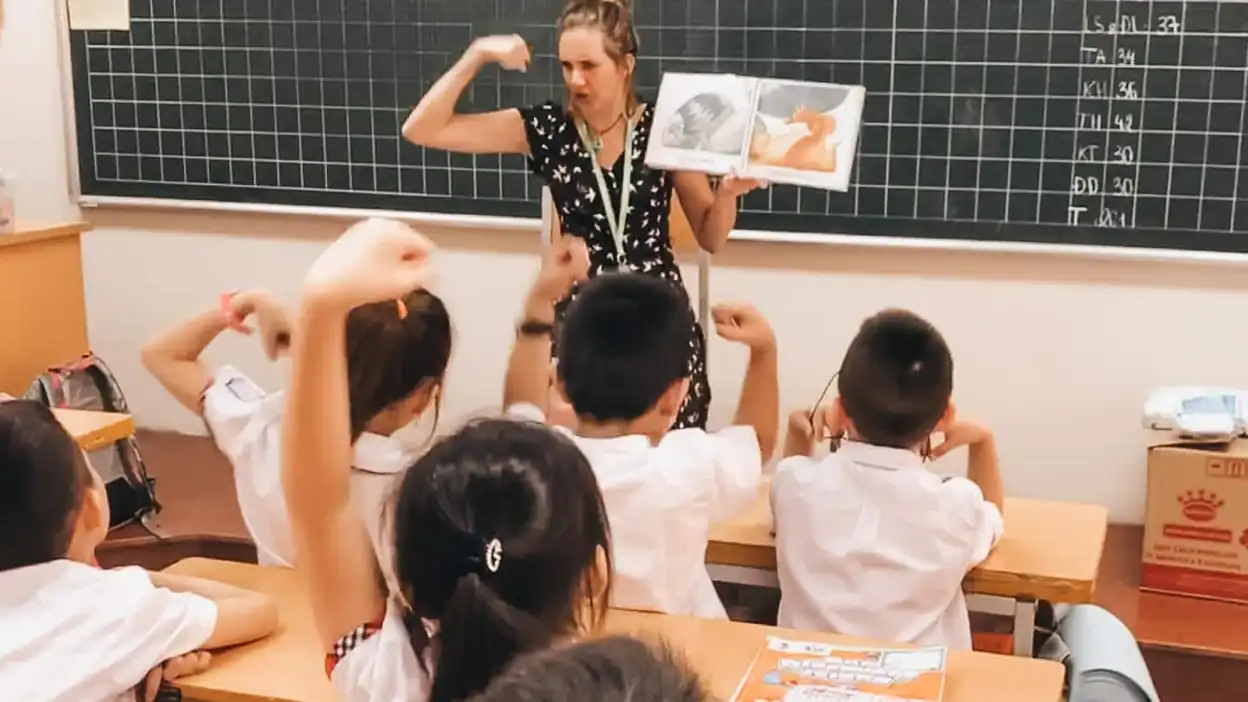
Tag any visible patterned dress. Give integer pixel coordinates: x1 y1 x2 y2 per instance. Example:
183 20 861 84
520 101 710 429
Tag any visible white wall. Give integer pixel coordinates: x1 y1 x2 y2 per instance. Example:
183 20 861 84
7 1 1248 523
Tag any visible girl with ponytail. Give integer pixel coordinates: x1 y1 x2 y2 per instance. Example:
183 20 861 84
280 219 612 702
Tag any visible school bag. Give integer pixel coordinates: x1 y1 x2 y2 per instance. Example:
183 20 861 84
24 352 161 532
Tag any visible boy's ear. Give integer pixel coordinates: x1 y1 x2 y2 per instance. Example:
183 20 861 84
655 378 690 420
935 401 957 431
831 396 851 436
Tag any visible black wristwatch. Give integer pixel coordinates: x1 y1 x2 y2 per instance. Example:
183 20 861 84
517 319 555 337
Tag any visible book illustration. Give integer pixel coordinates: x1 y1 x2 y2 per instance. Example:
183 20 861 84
648 72 756 174
746 81 866 191
732 637 947 702
644 73 864 193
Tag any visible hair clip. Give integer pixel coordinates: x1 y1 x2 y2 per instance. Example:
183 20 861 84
484 538 503 573
396 298 408 320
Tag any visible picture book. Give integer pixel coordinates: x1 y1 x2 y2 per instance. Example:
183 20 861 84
730 636 947 702
645 72 866 192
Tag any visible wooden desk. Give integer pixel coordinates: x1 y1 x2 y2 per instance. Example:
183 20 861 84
706 478 1109 657
0 221 91 395
53 408 135 451
163 558 1064 702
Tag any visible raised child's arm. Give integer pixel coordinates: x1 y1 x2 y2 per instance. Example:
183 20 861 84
141 291 288 413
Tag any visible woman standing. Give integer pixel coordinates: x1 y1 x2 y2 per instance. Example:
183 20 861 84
403 0 761 429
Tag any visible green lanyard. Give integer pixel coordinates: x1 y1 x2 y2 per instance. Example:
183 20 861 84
577 117 635 269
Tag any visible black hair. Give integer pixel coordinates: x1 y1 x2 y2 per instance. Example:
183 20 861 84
0 400 93 571
557 273 694 423
838 309 953 448
469 635 714 702
390 418 613 702
345 288 452 439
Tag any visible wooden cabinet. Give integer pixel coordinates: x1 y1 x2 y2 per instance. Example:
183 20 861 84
0 222 90 394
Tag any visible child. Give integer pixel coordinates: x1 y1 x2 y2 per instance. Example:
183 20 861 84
141 285 452 578
772 309 1005 650
469 635 712 702
279 219 614 702
0 400 277 700
502 236 779 619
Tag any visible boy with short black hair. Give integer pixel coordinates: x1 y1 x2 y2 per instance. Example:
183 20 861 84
774 308 1004 649
469 635 713 702
0 400 278 700
504 237 778 618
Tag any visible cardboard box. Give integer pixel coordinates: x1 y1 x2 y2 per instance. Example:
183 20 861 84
1142 436 1248 603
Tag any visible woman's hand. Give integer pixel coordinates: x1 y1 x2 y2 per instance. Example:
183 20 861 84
302 218 435 313
719 172 768 199
471 34 531 72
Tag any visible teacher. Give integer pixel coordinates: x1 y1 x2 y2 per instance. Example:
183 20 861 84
403 0 760 430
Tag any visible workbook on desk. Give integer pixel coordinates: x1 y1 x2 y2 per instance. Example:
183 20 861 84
645 72 866 192
731 636 947 702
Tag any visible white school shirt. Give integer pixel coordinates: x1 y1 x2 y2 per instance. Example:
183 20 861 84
506 403 762 619
771 441 1004 650
0 560 217 702
202 366 416 586
328 602 434 702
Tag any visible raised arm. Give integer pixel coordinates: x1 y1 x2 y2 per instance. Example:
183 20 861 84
281 219 434 649
711 304 780 462
140 291 289 413
503 237 589 411
402 35 531 155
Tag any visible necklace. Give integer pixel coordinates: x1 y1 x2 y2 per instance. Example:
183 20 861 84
583 112 625 153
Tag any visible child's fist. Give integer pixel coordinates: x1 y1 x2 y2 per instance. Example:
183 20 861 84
532 235 590 303
303 218 434 311
711 303 775 350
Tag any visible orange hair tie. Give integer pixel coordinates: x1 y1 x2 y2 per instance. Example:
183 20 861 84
395 298 408 319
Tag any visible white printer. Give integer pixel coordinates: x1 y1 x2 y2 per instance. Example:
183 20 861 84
1142 386 1245 440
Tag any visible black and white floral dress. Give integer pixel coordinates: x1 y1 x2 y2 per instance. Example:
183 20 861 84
520 101 710 430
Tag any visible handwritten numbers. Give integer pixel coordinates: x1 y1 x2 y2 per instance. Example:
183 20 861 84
1112 145 1135 164
1157 15 1181 34
1112 177 1136 196
1117 81 1139 99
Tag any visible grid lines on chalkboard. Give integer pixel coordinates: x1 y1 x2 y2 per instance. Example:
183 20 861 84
71 0 1248 243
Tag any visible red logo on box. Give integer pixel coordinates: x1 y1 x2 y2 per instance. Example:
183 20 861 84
1178 490 1224 522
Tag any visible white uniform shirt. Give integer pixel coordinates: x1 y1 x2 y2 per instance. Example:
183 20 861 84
202 366 417 586
506 403 762 619
771 441 1004 649
328 602 433 702
0 560 217 702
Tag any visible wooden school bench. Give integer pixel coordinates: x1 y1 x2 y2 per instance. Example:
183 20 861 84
706 477 1110 658
1095 524 1248 702
54 407 135 451
162 558 1066 702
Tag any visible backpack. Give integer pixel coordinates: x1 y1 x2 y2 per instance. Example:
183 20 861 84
24 353 161 532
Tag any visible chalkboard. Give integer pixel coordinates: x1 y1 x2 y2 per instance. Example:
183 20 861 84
69 0 1248 253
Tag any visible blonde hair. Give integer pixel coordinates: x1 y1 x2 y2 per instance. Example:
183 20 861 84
558 0 641 118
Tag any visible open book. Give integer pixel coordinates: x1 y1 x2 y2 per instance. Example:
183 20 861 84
645 73 866 192
731 636 947 702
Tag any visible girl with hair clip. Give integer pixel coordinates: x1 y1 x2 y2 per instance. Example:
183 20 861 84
281 218 614 702
403 0 765 430
140 284 451 582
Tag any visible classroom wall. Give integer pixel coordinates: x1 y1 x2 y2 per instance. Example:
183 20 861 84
7 1 1248 523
